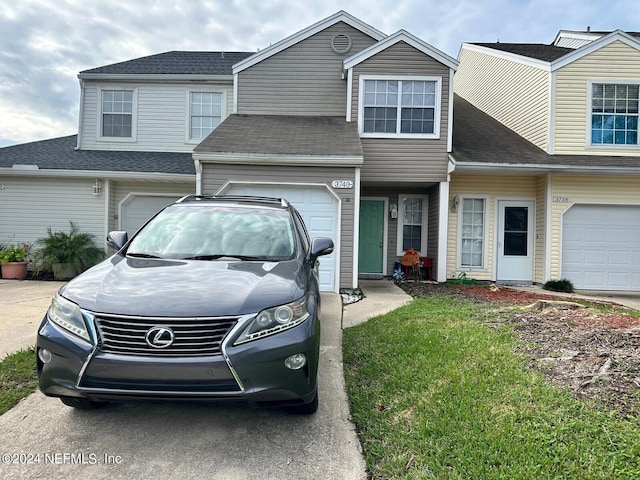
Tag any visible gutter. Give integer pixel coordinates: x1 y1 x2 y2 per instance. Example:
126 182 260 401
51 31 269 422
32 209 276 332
193 152 364 167
77 73 234 82
0 168 195 182
75 79 84 150
453 161 640 176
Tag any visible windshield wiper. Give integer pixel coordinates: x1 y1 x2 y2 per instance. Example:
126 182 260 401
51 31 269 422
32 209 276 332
182 254 262 261
127 252 162 259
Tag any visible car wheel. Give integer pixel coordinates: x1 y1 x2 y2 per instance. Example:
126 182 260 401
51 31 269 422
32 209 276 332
59 397 106 409
285 391 318 415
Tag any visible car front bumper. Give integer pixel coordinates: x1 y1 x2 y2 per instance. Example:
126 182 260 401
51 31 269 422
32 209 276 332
36 311 320 407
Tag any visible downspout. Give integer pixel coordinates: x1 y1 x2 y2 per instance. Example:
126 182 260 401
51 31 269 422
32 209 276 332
352 167 361 289
75 78 85 150
194 157 202 195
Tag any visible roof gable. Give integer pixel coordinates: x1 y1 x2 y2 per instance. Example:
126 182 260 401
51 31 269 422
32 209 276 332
463 31 640 72
344 30 458 71
232 10 386 74
552 30 640 70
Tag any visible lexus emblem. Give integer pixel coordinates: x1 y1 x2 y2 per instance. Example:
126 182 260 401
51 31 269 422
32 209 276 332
145 327 175 348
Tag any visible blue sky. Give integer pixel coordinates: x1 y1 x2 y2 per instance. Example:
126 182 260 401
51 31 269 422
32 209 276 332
1 0 638 147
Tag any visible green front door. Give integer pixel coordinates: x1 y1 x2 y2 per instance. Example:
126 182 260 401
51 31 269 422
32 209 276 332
358 200 385 274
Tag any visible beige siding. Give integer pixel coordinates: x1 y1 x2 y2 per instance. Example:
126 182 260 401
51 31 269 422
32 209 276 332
535 175 548 283
0 176 106 249
548 174 640 279
554 41 640 155
455 47 549 150
236 23 377 116
352 42 451 183
447 175 540 281
201 163 356 289
79 81 233 152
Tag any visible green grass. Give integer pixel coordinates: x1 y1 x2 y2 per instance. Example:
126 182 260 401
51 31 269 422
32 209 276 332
343 295 640 479
0 348 38 415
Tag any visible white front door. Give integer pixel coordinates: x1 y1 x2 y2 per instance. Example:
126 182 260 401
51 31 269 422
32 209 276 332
497 200 534 282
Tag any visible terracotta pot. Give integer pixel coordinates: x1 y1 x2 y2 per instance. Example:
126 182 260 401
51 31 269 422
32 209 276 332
1 261 28 280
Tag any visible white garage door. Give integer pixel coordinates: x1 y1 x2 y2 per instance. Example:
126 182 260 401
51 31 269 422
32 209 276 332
562 205 640 291
224 185 338 292
121 195 182 236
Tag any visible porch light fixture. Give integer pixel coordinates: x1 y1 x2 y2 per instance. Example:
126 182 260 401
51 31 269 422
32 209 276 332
92 179 103 196
389 203 398 219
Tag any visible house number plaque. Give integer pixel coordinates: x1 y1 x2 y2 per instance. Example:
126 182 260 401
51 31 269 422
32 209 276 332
331 180 353 189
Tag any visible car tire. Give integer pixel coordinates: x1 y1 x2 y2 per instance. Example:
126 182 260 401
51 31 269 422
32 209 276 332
59 397 107 409
285 391 318 415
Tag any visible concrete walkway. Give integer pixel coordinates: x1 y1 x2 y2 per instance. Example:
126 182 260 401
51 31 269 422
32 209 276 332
343 279 412 329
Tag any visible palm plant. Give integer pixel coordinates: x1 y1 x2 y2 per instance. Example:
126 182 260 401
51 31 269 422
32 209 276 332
33 222 105 279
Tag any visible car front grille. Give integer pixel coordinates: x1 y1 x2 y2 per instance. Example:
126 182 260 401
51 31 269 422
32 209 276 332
94 314 238 357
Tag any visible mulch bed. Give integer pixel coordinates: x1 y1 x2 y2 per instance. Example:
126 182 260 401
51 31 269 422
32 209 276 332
399 281 640 418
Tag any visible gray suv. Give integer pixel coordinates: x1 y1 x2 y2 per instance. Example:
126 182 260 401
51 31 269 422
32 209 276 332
36 195 334 414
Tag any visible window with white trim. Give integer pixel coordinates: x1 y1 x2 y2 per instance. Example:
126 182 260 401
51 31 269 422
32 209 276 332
360 76 441 138
102 90 133 137
460 198 485 268
190 92 222 140
591 83 639 145
397 195 428 255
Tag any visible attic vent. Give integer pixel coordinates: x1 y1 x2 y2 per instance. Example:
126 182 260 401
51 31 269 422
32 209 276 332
331 33 352 54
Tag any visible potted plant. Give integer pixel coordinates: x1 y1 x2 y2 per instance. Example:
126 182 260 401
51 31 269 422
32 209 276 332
33 222 105 280
0 244 29 280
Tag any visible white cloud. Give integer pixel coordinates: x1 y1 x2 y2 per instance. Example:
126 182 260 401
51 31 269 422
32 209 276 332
0 0 638 145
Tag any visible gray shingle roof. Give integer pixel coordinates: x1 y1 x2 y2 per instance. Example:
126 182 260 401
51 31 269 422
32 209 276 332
0 135 195 174
194 115 364 157
472 43 573 62
80 51 254 76
452 95 640 170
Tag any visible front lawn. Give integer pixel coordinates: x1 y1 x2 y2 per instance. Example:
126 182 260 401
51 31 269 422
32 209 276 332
0 348 38 415
343 295 640 479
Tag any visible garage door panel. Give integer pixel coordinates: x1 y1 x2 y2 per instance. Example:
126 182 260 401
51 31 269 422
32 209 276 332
562 205 640 291
225 185 338 292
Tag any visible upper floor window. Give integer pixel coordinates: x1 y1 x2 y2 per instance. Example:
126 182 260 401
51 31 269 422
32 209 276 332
591 83 639 145
190 92 222 140
359 76 441 138
102 90 133 137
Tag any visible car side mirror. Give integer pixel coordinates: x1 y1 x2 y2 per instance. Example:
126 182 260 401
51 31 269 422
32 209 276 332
310 237 334 261
107 231 129 250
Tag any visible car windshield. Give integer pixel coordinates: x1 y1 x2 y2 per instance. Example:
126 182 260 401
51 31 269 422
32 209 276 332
127 204 296 261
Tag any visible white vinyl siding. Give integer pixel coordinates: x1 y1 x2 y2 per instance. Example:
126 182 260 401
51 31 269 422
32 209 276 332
0 176 106 250
554 41 640 155
80 81 233 152
455 47 550 150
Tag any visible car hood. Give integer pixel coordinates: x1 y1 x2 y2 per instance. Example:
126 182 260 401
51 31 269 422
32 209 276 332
60 255 306 317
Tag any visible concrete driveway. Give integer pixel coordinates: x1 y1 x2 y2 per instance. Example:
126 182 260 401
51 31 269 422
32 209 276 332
0 280 366 480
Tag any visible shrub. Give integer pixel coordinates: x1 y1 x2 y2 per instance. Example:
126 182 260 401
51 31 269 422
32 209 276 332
543 278 574 293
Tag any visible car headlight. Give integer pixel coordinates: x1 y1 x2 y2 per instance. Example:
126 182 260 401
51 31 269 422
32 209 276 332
235 297 310 345
47 294 91 342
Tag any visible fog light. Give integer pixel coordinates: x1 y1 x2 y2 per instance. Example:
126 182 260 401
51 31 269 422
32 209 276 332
38 348 52 364
284 353 307 370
